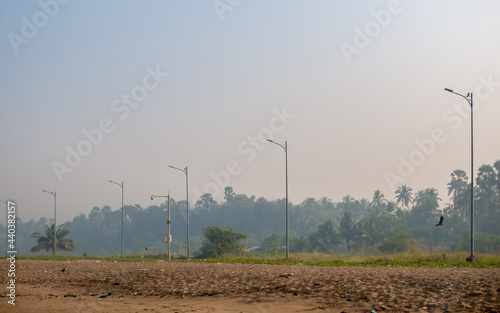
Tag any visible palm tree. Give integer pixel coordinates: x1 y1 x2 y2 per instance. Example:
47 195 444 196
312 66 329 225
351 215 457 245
340 195 354 206
196 193 217 211
414 188 441 209
224 186 235 203
447 170 468 201
371 190 387 208
475 164 498 232
358 215 385 246
337 212 361 251
338 195 366 221
395 185 413 209
31 224 77 256
408 188 442 239
308 219 341 253
494 160 500 207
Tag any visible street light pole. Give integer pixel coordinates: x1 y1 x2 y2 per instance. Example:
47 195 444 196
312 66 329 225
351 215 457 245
444 88 475 262
108 180 124 258
169 165 189 259
151 193 171 260
267 139 289 260
42 190 56 256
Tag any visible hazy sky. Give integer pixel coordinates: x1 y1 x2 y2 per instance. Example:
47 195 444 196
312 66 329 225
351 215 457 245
1 0 500 224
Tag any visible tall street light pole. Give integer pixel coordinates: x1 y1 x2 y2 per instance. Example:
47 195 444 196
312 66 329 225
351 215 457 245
444 88 475 262
108 180 124 258
42 190 57 256
151 193 172 260
169 165 189 259
267 139 289 260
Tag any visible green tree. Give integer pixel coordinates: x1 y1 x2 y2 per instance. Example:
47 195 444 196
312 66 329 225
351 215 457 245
337 211 361 250
371 190 387 211
309 219 342 253
337 195 367 222
224 186 235 203
31 224 77 255
359 215 386 246
493 160 500 208
407 188 441 241
448 170 468 200
196 193 217 211
260 233 283 255
475 164 498 233
197 226 248 258
395 185 413 209
290 235 308 253
447 170 469 220
379 232 414 253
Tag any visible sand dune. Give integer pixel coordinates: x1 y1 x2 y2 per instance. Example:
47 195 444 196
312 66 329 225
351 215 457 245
1 259 498 312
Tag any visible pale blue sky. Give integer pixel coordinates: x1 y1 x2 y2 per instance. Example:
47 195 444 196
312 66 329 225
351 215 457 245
1 0 500 223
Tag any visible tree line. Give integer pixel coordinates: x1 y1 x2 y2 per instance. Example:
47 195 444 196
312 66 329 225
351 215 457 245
3 160 499 256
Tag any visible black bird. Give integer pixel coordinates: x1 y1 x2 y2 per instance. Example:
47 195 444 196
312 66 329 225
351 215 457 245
435 216 444 226
145 247 148 251
61 268 66 273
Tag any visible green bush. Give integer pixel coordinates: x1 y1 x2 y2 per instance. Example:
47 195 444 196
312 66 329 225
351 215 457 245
197 226 248 258
260 233 283 255
475 233 500 253
379 232 415 254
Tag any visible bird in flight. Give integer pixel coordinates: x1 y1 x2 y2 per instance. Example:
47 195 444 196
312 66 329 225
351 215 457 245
435 216 444 226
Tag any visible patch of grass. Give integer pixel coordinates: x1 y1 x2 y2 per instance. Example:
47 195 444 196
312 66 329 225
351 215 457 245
9 252 500 268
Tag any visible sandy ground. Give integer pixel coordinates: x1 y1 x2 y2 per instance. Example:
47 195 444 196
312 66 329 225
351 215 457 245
0 259 499 313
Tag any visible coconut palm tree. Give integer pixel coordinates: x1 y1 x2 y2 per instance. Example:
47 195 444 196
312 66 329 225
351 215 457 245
337 212 361 251
308 219 341 253
31 224 76 256
414 188 441 210
494 160 500 207
407 188 442 240
395 185 413 209
371 190 387 207
358 214 385 246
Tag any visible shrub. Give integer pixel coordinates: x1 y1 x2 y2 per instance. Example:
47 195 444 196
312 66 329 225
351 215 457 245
379 232 415 254
197 226 248 258
260 233 283 255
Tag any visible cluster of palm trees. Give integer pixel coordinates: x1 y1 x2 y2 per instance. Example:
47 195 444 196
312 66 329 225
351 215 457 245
28 160 499 256
300 208 408 254
298 160 500 254
444 161 500 235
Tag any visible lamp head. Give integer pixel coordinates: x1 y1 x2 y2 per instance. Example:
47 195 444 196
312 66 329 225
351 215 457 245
266 139 273 143
444 88 453 93
151 195 155 200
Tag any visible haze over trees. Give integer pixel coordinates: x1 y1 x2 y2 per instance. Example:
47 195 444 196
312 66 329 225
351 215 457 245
6 161 500 256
